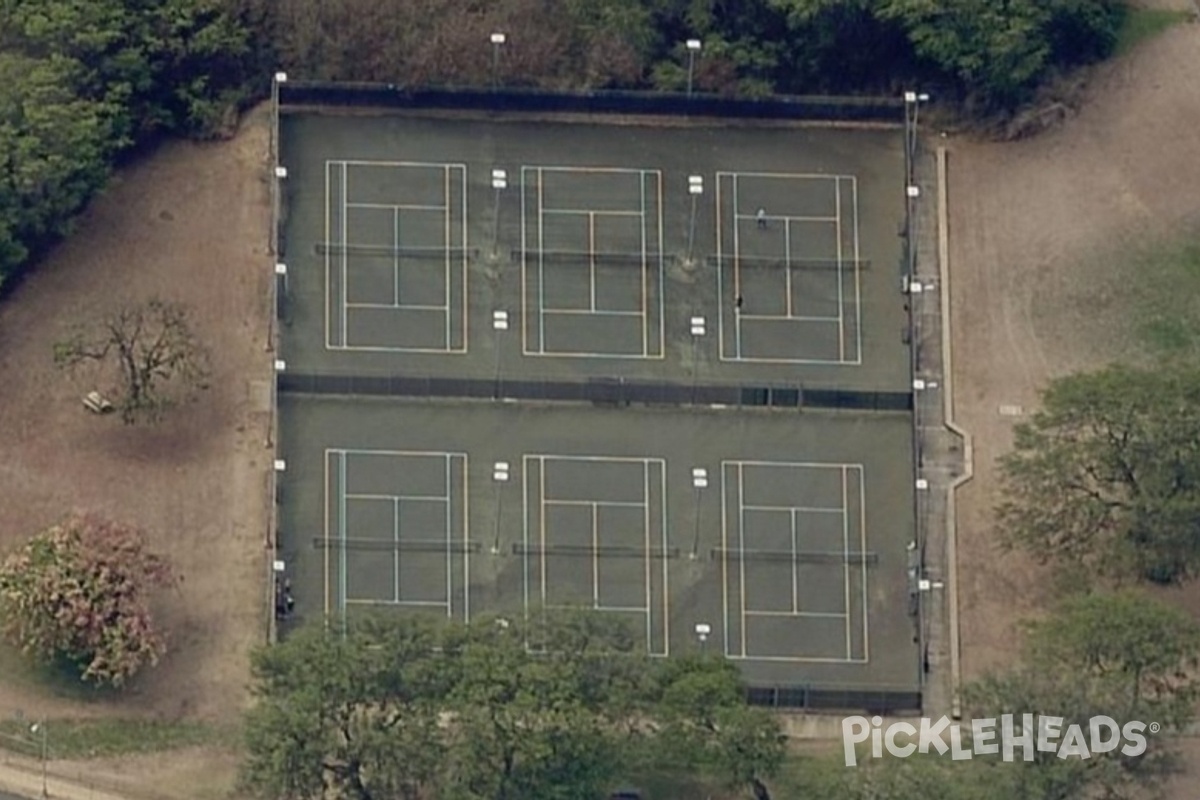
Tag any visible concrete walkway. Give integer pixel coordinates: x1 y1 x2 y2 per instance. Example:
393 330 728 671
0 755 132 800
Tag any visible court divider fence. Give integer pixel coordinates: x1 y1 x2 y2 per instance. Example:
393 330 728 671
745 684 921 714
278 82 905 124
277 372 913 413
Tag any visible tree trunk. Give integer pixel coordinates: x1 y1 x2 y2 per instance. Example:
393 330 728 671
751 777 771 800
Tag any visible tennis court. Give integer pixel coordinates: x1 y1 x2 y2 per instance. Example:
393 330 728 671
275 109 921 703
277 113 909 391
277 397 919 689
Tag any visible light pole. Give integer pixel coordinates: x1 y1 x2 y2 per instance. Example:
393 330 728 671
689 316 706 399
687 174 703 263
685 39 702 98
902 91 929 184
491 169 507 256
492 461 510 554
30 721 47 797
694 622 711 653
493 310 509 399
490 33 507 90
690 466 708 559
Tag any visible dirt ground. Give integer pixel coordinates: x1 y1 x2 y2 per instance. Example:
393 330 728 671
0 104 273 796
946 7 1200 797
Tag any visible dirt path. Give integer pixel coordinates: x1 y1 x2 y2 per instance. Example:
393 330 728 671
0 105 273 796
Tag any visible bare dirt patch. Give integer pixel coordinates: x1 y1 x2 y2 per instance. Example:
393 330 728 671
946 13 1200 795
0 105 273 792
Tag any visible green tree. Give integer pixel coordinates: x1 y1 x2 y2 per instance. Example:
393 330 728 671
0 52 123 288
964 591 1199 799
0 514 175 687
651 656 785 800
243 614 451 800
997 364 1200 584
53 298 211 424
880 0 1052 111
443 613 642 800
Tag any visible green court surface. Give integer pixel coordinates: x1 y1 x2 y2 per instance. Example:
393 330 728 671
275 109 921 702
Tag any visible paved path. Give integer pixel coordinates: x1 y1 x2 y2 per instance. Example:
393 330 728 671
0 757 131 800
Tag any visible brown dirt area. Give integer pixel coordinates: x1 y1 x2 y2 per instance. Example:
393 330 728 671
0 105 273 797
947 7 1200 798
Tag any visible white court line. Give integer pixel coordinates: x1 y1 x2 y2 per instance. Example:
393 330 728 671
540 456 547 611
541 309 644 318
644 460 652 654
458 454 471 622
589 212 597 312
544 499 646 508
538 168 546 353
715 173 726 363
785 219 792 317
724 313 840 323
592 503 599 608
654 171 665 359
324 161 332 348
393 497 400 602
836 177 845 361
336 159 468 169
726 654 866 664
842 466 852 657
393 207 400 306
339 451 347 615
342 163 348 347
444 166 451 353
726 458 864 470
733 173 742 360
345 492 450 502
346 202 447 211
532 165 652 175
344 599 449 608
735 214 838 224
640 171 648 356
544 603 650 613
745 610 848 619
742 503 844 514
720 170 854 181
444 454 452 619
858 464 869 660
790 508 798 612
541 208 643 217
738 463 747 658
460 166 468 355
720 462 730 658
346 302 450 311
323 449 330 618
852 177 863 364
658 460 669 656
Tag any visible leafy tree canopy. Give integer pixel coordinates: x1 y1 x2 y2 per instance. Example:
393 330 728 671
0 514 176 687
998 363 1200 584
243 611 784 800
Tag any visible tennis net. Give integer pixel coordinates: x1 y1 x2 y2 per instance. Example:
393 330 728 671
513 543 680 559
278 373 915 413
513 249 662 267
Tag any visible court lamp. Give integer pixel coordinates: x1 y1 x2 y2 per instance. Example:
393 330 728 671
690 466 709 559
30 720 47 797
491 460 510 554
492 310 510 400
491 169 508 255
490 33 507 90
694 622 712 652
685 39 702 98
686 175 703 262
